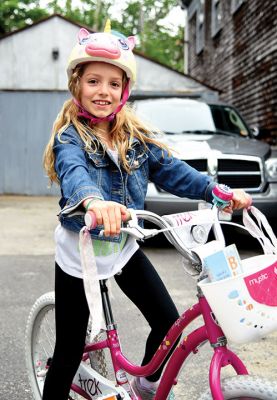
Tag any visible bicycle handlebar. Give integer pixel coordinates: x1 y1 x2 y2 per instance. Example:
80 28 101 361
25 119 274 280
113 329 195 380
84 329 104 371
84 185 236 267
85 184 234 230
84 208 132 231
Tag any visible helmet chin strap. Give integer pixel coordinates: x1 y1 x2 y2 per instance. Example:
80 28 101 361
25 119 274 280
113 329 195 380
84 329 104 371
74 80 130 124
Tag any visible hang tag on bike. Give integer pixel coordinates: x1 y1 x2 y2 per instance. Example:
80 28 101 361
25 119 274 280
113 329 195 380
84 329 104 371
198 201 232 221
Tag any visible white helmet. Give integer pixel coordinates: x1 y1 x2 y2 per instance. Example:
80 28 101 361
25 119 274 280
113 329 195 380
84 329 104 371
67 20 136 87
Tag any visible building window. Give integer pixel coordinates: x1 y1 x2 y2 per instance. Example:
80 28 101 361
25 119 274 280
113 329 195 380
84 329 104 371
231 0 244 14
211 0 222 38
196 0 205 54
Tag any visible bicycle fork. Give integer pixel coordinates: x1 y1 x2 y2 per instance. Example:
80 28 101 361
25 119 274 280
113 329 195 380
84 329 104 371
70 280 134 400
199 295 249 400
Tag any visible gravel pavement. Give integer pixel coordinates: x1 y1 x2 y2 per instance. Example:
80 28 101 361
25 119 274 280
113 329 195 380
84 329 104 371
0 195 276 400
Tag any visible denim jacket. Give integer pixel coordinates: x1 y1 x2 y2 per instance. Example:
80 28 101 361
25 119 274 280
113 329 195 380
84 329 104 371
55 124 215 242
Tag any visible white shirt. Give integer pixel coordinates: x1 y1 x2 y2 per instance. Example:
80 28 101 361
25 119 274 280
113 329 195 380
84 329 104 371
55 224 139 279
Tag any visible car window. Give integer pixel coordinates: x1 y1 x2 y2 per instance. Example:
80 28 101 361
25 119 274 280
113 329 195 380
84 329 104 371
209 105 249 136
133 99 216 133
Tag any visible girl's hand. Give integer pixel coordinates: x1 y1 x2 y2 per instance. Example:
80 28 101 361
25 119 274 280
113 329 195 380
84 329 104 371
84 200 128 237
223 189 252 214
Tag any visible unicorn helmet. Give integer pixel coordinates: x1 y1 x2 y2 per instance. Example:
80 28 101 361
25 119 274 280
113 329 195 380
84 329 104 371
67 20 136 123
67 20 136 89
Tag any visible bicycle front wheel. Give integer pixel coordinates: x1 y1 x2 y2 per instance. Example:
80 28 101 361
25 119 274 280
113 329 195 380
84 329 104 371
25 292 56 400
199 374 277 399
25 292 105 400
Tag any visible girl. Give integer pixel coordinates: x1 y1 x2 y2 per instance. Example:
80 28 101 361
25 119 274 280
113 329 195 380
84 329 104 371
43 23 251 400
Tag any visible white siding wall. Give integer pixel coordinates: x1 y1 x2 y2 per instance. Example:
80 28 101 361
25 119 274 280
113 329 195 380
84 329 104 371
0 15 217 97
0 17 79 90
136 56 207 94
0 91 67 195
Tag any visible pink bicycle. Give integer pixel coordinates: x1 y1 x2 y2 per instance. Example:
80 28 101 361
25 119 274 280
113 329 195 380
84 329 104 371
25 187 277 399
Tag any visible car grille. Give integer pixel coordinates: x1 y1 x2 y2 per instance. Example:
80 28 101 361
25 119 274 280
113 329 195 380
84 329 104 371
185 159 207 172
185 156 264 192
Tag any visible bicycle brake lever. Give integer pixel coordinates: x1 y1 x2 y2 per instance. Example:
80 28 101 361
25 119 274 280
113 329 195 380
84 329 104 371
120 226 161 240
98 209 162 240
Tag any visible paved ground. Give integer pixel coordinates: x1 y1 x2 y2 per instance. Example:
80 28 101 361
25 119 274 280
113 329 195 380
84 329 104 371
0 195 59 256
0 195 276 399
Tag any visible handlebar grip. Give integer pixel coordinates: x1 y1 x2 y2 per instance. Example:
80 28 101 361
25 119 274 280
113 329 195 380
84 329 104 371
212 184 233 208
84 209 132 230
85 210 97 229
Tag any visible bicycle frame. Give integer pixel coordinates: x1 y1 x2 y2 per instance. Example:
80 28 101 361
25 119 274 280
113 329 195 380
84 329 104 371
26 199 277 400
70 279 248 400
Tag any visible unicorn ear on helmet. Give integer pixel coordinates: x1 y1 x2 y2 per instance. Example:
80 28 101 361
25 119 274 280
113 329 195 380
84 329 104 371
127 36 136 50
78 28 90 43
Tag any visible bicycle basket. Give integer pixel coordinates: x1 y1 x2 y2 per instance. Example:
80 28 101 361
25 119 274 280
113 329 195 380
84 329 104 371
198 254 277 344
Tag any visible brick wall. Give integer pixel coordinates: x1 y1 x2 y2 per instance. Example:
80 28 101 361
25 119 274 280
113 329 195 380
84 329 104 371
187 0 277 141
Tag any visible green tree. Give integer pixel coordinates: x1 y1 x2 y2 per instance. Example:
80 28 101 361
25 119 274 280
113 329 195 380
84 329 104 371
0 0 48 35
107 0 185 72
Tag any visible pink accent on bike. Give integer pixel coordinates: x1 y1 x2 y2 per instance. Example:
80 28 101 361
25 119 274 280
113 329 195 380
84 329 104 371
173 212 194 225
85 210 97 229
73 296 249 399
209 347 248 399
114 304 202 379
156 325 208 398
71 383 91 399
213 185 233 202
244 260 277 306
199 296 248 399
99 299 247 399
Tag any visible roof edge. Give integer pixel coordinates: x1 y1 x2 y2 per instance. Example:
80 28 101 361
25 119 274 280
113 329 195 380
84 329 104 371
0 13 93 40
0 13 221 93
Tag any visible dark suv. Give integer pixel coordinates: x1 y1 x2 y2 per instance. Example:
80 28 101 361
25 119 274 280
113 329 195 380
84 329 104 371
133 98 277 222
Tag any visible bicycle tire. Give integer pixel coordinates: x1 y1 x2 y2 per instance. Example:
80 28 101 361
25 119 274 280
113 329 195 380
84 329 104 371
25 292 56 400
25 292 83 400
25 292 109 400
199 374 277 399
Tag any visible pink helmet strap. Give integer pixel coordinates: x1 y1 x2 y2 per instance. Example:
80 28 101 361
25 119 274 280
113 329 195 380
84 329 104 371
74 80 130 124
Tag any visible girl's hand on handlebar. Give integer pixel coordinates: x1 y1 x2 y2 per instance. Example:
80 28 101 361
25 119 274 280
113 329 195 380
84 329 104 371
223 189 252 214
84 200 128 237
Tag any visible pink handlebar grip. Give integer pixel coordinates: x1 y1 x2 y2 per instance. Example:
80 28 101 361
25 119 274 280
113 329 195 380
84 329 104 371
213 184 233 202
85 210 97 229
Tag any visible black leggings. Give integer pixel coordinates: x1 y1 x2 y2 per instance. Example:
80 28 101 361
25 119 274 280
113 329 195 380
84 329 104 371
42 248 180 400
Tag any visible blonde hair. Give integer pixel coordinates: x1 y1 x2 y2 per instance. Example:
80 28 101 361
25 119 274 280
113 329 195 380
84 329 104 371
43 64 170 184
